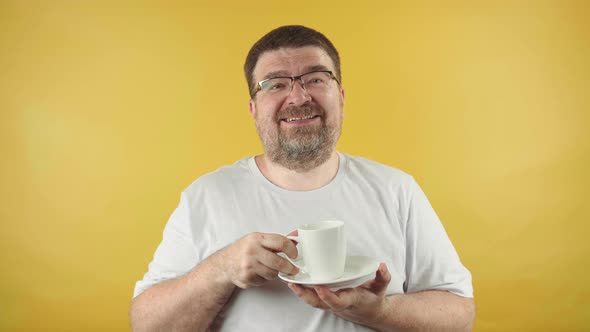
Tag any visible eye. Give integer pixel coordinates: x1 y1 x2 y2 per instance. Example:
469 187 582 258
304 73 328 85
261 78 290 92
269 82 287 90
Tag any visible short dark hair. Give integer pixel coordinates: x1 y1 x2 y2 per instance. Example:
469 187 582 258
244 25 341 98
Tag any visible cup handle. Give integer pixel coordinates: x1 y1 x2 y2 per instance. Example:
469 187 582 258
278 235 306 273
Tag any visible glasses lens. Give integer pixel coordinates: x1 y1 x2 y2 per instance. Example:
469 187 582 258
301 71 333 92
260 77 292 93
257 71 334 97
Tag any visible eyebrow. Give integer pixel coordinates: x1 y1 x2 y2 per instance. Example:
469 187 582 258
261 65 332 80
262 70 290 80
307 64 330 72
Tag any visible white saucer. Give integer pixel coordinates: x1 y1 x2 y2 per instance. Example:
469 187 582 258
278 256 380 290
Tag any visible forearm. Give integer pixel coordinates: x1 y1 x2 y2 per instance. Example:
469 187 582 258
373 290 475 332
130 254 236 332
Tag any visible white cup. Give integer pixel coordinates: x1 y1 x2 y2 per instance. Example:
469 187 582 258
285 220 346 281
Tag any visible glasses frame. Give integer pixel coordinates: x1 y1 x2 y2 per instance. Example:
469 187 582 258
252 70 340 96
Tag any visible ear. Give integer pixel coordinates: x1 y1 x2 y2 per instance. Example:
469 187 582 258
340 87 345 120
249 99 256 117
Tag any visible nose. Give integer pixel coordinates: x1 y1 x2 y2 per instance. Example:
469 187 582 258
286 78 311 104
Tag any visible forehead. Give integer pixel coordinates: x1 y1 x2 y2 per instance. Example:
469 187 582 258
253 46 335 81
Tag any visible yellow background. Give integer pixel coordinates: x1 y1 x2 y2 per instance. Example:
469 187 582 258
1 1 588 331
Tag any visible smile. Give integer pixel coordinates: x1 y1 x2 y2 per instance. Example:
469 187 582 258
283 115 319 122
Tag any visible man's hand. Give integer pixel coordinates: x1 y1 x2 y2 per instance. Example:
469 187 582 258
288 263 391 326
217 232 300 289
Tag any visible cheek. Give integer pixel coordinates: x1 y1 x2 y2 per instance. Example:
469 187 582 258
254 107 279 127
321 96 343 116
257 100 279 117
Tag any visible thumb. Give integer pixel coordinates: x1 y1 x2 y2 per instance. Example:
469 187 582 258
369 263 391 295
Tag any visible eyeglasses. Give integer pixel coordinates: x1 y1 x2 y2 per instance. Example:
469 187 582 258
253 70 340 98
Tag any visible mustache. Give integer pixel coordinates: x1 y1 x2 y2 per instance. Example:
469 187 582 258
275 104 324 122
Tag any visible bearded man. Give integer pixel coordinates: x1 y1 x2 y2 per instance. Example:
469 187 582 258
130 25 475 332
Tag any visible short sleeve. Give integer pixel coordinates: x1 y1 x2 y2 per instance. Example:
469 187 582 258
404 178 473 298
133 192 198 298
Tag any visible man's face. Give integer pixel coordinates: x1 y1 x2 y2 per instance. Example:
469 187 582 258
249 46 345 171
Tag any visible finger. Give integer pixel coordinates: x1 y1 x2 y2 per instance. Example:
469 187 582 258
286 230 298 245
255 263 281 281
367 263 391 294
288 283 329 310
258 233 298 259
315 286 353 311
257 249 299 275
234 273 269 289
234 255 278 287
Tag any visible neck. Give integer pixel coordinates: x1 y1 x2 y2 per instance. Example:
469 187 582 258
255 151 340 191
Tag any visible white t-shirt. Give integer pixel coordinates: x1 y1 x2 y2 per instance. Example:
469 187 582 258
134 153 473 331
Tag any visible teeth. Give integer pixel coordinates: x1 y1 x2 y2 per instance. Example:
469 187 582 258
286 115 315 122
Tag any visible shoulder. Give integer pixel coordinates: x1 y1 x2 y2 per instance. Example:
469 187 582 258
343 153 415 188
183 156 253 198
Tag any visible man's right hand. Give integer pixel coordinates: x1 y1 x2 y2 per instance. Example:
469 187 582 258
215 232 299 289
130 232 299 332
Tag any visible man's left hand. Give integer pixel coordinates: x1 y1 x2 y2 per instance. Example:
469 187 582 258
288 263 392 327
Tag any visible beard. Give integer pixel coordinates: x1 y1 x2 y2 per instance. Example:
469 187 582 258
255 103 341 172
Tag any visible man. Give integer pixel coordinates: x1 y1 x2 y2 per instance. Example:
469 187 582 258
130 25 475 331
